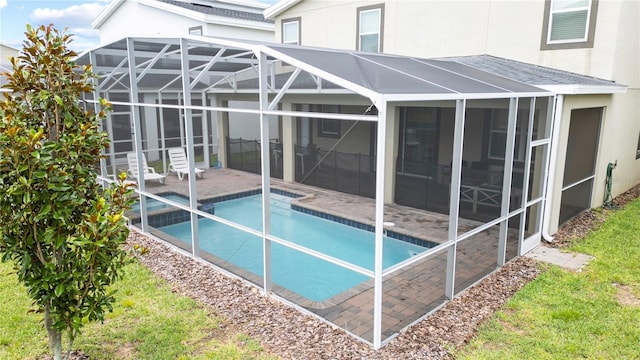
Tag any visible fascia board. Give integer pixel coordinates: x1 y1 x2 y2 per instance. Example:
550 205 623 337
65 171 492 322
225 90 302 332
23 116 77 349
382 91 555 102
92 0 126 29
0 42 20 51
538 84 627 95
203 15 275 31
216 0 270 10
263 0 302 20
125 0 273 31
139 0 208 21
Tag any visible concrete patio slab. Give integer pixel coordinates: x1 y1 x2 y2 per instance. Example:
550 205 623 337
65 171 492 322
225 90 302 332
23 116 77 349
525 245 594 271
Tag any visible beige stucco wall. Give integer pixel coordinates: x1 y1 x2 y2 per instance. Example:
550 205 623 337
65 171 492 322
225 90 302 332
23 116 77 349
547 92 640 234
274 0 637 83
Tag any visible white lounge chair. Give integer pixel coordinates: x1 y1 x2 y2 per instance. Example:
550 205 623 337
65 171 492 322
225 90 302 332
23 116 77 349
168 148 205 180
126 152 166 184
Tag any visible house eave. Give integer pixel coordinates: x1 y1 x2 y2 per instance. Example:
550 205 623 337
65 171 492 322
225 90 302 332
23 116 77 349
94 0 274 32
538 84 627 95
264 0 303 20
203 15 275 31
92 0 126 29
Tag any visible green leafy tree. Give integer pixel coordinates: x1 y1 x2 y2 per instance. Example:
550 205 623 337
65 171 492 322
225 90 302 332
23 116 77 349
0 25 133 360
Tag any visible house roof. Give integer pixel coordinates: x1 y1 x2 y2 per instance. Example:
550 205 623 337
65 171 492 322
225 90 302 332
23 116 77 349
93 0 273 29
77 35 552 103
157 0 273 23
444 55 626 95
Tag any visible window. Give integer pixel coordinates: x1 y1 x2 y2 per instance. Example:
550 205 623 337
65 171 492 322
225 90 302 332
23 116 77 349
541 0 598 49
189 26 203 36
314 105 340 138
318 119 340 138
282 17 300 45
357 4 384 52
636 131 640 159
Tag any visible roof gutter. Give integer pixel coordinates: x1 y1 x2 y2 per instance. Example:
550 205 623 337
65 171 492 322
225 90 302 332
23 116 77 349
539 84 627 95
542 94 564 242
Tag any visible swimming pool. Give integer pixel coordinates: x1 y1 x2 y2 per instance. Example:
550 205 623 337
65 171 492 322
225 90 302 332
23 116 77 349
131 193 190 213
159 194 427 302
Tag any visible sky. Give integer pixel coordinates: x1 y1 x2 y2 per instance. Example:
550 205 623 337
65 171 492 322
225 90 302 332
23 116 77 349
0 0 278 53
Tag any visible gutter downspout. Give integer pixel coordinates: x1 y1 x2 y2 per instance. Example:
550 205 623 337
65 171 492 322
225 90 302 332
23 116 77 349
542 94 564 242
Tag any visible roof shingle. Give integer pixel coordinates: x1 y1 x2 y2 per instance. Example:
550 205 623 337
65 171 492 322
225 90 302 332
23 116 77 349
158 0 274 23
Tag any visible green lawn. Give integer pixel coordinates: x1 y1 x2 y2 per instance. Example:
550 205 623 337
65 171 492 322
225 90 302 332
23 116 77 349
459 199 640 359
0 258 276 360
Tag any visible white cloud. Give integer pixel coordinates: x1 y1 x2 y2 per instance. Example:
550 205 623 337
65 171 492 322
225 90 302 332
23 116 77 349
30 2 106 28
0 0 7 9
28 2 107 51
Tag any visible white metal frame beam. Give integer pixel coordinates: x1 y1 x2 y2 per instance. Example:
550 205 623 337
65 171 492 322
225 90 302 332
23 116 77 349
179 38 201 258
498 97 519 266
190 47 227 89
126 38 148 232
445 99 466 299
258 50 273 294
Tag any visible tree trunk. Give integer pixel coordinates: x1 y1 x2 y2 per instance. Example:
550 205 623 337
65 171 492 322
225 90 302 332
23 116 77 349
44 303 63 360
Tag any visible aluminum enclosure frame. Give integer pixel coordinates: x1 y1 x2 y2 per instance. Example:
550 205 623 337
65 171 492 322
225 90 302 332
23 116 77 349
79 35 555 349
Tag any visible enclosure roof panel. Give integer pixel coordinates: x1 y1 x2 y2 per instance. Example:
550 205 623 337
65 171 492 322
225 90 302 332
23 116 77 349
264 44 547 96
78 36 555 99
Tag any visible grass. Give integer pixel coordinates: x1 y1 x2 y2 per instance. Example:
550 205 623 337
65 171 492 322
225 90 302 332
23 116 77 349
0 258 277 360
458 199 640 359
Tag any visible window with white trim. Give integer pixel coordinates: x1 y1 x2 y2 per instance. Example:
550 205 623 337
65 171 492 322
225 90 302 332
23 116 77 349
282 18 300 45
358 5 383 52
547 0 591 43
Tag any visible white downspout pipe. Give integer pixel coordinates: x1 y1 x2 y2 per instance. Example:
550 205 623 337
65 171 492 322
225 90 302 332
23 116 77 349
542 94 564 242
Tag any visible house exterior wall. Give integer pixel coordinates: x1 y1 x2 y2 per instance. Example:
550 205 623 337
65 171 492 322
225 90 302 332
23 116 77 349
548 91 640 233
272 0 636 84
0 44 19 63
97 0 273 45
0 44 20 88
270 0 640 234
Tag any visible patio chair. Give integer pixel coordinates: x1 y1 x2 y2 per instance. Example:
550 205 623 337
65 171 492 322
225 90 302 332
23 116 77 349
168 147 205 180
126 152 166 184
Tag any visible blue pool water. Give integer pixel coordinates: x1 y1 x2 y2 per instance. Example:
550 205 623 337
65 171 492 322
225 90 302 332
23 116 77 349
132 193 189 213
160 194 427 302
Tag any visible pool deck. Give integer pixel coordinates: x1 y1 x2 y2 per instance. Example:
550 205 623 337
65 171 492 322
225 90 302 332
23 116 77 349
138 168 508 342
